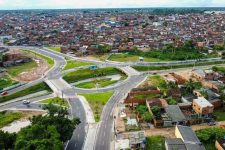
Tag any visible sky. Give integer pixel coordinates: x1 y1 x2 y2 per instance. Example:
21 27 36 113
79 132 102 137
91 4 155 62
0 0 224 10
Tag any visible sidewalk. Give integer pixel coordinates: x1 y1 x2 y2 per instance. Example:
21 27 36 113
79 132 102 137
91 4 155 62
77 95 97 150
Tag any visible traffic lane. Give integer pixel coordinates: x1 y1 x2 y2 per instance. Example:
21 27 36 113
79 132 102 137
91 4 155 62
66 98 86 150
0 94 54 110
95 75 146 150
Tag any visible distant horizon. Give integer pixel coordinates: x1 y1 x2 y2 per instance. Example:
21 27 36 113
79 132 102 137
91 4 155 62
0 6 225 11
0 0 225 10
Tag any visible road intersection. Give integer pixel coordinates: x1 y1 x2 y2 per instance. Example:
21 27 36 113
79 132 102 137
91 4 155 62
1 46 224 150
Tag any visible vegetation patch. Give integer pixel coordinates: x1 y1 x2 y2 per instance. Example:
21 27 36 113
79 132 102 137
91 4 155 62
145 136 165 150
0 75 18 90
0 82 51 103
0 104 80 150
63 67 124 83
213 109 225 121
91 54 110 61
0 111 24 128
136 105 153 122
109 53 162 62
23 50 54 68
196 127 225 150
148 76 168 92
80 91 114 122
6 61 37 77
41 97 68 107
133 60 225 72
133 93 160 99
48 47 61 52
76 78 121 89
63 60 93 71
212 66 225 73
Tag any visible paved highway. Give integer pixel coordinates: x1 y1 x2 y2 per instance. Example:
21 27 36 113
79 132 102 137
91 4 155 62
94 75 147 150
66 98 86 150
2 46 224 150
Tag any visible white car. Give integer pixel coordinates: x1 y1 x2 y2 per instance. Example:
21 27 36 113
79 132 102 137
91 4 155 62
22 100 30 105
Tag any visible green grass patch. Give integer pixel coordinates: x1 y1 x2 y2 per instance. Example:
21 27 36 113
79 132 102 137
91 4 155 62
133 93 160 99
148 76 168 91
23 50 54 68
63 60 93 71
133 60 225 72
80 91 113 122
76 78 118 89
41 97 68 107
48 47 61 52
6 61 37 77
63 67 124 83
213 109 225 121
91 54 110 61
146 136 165 150
0 111 24 128
212 66 225 73
109 53 162 62
0 82 51 103
0 75 18 90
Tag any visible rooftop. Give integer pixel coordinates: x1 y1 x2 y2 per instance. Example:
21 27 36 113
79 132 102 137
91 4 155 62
193 97 213 108
165 138 187 150
165 105 186 122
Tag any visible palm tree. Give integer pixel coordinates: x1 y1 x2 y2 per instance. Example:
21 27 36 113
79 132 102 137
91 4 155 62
185 79 195 93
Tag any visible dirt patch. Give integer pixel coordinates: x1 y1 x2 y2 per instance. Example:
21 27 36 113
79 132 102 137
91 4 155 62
145 127 175 138
20 110 45 119
15 58 49 82
11 48 50 82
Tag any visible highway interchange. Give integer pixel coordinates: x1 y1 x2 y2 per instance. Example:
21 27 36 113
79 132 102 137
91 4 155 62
0 46 224 150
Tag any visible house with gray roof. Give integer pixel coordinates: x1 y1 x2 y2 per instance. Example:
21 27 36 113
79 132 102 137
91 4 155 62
163 105 187 126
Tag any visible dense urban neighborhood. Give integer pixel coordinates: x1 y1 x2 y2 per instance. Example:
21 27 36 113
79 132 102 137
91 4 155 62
0 7 225 150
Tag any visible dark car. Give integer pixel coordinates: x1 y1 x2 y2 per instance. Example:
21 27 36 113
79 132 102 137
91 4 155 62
1 91 8 96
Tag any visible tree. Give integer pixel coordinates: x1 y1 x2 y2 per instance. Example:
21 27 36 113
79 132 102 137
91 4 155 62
15 125 62 150
196 127 225 143
0 131 16 150
142 113 153 122
136 105 148 115
32 104 80 142
97 44 111 54
151 106 161 119
184 79 202 93
167 98 177 105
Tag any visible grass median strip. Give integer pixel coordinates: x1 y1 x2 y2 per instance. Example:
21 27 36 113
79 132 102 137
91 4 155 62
62 60 93 71
76 78 118 89
0 75 19 90
0 82 51 103
132 60 225 71
48 47 61 52
80 91 114 122
0 111 24 128
63 67 125 83
108 53 162 62
23 50 54 68
40 97 68 107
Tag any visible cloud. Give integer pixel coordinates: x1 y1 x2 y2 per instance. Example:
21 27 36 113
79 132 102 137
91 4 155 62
0 0 224 9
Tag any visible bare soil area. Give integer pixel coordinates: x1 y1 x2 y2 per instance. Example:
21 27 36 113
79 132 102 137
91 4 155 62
145 127 175 138
15 58 49 82
11 48 49 82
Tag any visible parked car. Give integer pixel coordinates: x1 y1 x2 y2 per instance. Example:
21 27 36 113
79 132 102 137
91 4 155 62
1 91 8 96
22 100 30 105
208 122 216 126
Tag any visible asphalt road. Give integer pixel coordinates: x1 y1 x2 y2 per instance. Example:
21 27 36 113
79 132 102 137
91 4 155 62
2 46 223 150
94 75 147 150
0 94 54 111
66 98 86 150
